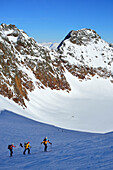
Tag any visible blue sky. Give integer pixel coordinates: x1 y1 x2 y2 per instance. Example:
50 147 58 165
0 0 113 43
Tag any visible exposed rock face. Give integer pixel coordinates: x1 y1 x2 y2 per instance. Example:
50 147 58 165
58 29 101 49
0 24 70 107
57 28 113 82
0 24 113 107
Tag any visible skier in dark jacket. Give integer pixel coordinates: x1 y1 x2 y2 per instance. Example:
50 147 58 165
41 137 52 152
8 144 16 157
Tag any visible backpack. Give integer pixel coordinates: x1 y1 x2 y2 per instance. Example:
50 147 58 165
24 142 27 147
44 138 47 141
8 145 11 149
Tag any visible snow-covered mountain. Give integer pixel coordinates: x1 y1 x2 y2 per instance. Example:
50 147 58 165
57 29 113 81
0 24 71 108
0 24 113 133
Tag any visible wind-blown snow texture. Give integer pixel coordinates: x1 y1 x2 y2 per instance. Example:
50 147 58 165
0 110 113 170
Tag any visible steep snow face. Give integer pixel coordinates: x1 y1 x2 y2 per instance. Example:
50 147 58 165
1 72 113 133
0 24 113 133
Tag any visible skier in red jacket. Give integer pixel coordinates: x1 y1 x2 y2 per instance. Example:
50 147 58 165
8 144 16 157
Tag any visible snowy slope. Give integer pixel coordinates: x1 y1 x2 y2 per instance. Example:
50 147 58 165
1 110 113 170
1 74 113 133
0 24 113 133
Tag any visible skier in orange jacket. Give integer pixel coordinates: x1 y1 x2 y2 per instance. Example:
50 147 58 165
41 137 52 152
23 142 31 155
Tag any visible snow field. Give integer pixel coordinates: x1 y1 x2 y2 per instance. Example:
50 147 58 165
1 72 113 133
1 110 113 170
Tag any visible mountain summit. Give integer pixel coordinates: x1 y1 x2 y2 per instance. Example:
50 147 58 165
57 28 113 81
0 24 113 132
58 28 101 48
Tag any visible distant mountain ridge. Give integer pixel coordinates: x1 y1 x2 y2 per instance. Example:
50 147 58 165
0 24 113 108
41 42 59 49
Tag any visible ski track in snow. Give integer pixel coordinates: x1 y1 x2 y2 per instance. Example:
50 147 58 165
0 110 113 170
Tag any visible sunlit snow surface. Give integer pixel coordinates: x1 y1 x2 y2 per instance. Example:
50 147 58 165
0 110 113 170
0 70 113 133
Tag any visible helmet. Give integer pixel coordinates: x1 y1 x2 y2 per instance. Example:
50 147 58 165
28 142 30 144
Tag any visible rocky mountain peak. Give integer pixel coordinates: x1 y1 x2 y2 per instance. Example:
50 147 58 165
70 29 101 45
0 24 71 108
57 28 113 84
0 24 113 108
58 29 101 49
0 23 16 30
